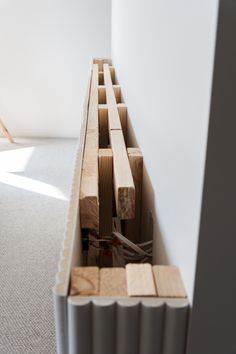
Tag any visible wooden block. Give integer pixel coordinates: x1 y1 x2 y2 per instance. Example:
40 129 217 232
98 103 127 145
126 263 157 297
109 66 116 84
70 267 99 296
93 58 112 71
80 64 99 229
117 103 127 142
103 64 122 130
99 268 127 296
87 64 99 130
153 266 187 298
98 85 121 106
80 129 99 229
99 149 113 236
99 71 104 85
98 104 109 148
110 130 135 219
125 148 143 242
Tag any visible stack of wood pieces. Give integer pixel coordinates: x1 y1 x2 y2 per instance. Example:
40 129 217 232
79 58 143 243
70 264 187 298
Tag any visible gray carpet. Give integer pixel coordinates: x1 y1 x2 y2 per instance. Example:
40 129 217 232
0 138 77 354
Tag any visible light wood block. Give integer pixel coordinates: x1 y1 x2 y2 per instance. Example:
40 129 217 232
98 71 104 85
99 268 127 296
109 66 116 84
103 64 122 130
126 263 156 297
117 103 127 143
87 64 99 130
125 148 143 242
80 64 99 229
153 266 187 298
98 85 121 106
70 267 99 296
98 103 127 144
98 104 109 148
93 58 112 71
99 149 113 236
110 130 135 219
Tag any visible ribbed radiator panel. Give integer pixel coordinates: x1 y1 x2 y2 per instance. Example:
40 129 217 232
68 297 189 354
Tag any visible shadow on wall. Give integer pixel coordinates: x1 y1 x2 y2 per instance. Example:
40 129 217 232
126 111 169 265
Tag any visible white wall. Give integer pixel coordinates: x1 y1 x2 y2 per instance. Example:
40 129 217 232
0 0 111 137
112 0 219 301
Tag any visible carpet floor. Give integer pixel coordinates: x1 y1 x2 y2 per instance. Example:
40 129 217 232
0 138 77 354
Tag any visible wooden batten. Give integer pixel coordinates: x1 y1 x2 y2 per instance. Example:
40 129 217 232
98 103 127 145
99 268 127 296
110 130 135 219
98 104 109 148
99 149 113 236
109 66 116 84
80 64 99 230
125 148 143 243
98 71 104 85
70 267 99 296
93 58 112 71
117 103 127 143
153 266 187 298
126 263 157 297
98 85 121 106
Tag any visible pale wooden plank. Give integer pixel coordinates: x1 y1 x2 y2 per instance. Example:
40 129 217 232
93 58 112 71
113 85 121 103
98 104 109 148
80 129 99 229
126 263 156 297
98 71 104 85
98 85 121 105
70 267 99 296
117 103 127 143
87 64 99 130
80 64 99 229
99 149 113 236
103 64 122 130
110 130 135 219
125 148 143 242
153 265 187 298
109 66 116 84
99 268 127 296
98 103 127 144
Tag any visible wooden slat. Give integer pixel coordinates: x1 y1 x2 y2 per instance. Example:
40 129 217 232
113 85 121 103
98 103 127 144
98 104 109 148
126 263 156 297
98 85 121 105
87 65 99 130
117 103 127 143
103 64 122 130
98 71 104 85
99 149 113 236
80 64 99 229
110 130 135 219
109 66 116 84
93 58 112 71
125 148 143 242
153 266 187 298
99 268 127 296
70 267 99 296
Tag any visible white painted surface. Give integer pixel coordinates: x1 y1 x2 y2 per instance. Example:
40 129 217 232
112 0 219 301
0 0 111 137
